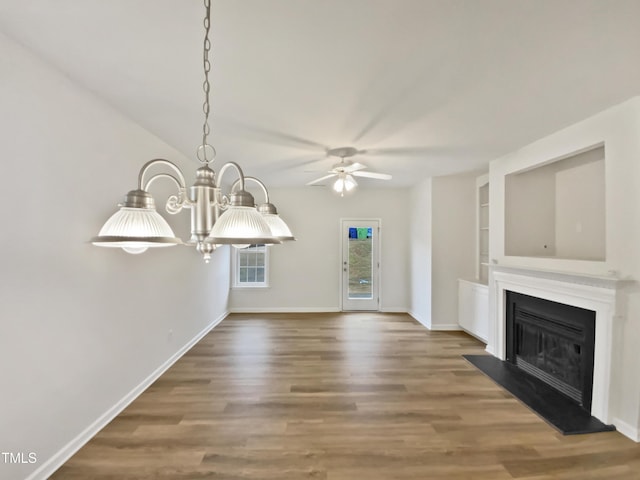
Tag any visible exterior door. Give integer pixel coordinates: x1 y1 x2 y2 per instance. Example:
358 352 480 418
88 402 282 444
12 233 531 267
341 219 380 311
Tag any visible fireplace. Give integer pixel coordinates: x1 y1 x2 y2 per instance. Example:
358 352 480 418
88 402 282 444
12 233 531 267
506 291 596 411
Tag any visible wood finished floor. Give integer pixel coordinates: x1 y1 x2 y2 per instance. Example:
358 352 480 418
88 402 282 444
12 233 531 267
53 313 640 479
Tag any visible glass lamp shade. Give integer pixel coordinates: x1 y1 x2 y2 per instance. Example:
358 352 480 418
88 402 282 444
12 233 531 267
206 206 281 246
92 207 181 254
262 213 295 241
333 174 357 195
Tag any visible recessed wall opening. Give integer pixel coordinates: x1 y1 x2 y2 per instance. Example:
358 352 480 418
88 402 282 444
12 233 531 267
504 144 606 260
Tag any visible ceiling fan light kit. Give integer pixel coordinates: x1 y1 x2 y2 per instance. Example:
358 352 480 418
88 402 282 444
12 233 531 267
333 173 358 196
91 0 294 263
306 146 392 196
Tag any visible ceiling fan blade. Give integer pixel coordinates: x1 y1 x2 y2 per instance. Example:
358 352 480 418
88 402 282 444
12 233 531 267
343 162 367 173
352 171 392 180
282 157 325 170
306 173 337 186
268 154 325 171
362 147 436 157
220 118 328 152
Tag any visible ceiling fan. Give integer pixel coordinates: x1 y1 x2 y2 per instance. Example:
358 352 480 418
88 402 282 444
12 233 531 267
305 146 392 195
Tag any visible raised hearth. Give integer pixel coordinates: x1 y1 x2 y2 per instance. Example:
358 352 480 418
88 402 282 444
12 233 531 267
464 354 614 435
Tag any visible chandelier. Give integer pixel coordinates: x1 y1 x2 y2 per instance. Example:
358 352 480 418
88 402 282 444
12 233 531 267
92 0 294 263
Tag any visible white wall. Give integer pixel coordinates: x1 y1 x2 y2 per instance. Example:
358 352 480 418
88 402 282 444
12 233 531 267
0 32 230 480
229 187 410 312
408 175 476 330
555 156 606 260
505 166 557 256
409 178 433 326
489 96 640 440
431 175 476 329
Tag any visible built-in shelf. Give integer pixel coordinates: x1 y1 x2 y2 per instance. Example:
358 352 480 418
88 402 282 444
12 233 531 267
458 173 491 341
477 176 489 284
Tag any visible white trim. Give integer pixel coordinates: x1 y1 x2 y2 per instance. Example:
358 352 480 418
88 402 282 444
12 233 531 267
430 323 463 331
379 307 409 313
408 311 431 329
229 307 409 314
459 327 487 343
407 314 461 332
612 417 640 443
27 310 229 480
230 283 271 290
489 264 629 289
229 307 341 313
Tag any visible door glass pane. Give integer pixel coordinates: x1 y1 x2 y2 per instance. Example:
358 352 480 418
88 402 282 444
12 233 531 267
347 227 373 299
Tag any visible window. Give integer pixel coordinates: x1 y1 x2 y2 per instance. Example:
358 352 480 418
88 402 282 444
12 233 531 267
232 244 269 287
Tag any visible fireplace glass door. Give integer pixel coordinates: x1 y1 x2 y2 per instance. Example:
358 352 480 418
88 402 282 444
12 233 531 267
506 292 595 410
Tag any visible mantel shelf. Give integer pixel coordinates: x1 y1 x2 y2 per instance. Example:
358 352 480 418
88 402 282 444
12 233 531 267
490 264 634 290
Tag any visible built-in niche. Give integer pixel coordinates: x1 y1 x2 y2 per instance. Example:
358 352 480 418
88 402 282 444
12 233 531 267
504 144 605 261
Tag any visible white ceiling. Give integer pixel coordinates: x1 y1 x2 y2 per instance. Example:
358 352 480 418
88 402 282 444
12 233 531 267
1 0 640 187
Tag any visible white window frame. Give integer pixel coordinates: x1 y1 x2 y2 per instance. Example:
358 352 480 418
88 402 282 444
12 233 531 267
231 244 270 288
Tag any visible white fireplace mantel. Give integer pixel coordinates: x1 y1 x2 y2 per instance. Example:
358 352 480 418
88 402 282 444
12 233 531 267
488 264 632 425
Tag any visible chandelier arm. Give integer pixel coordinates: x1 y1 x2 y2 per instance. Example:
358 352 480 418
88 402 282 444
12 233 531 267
231 176 269 203
218 194 230 211
217 161 246 192
137 158 188 192
144 173 183 192
143 173 190 215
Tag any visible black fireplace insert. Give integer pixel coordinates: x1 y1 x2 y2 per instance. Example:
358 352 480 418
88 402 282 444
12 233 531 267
506 291 595 412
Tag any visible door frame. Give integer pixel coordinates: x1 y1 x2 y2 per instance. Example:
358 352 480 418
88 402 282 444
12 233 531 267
340 218 381 311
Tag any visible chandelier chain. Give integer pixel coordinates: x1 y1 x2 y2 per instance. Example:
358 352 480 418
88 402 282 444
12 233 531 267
198 0 216 164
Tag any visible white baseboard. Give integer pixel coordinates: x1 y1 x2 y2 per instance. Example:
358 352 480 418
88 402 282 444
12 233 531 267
408 311 431 329
229 307 409 314
229 307 341 313
459 327 488 344
430 323 463 331
485 344 496 356
612 417 640 442
407 314 462 333
26 310 229 480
